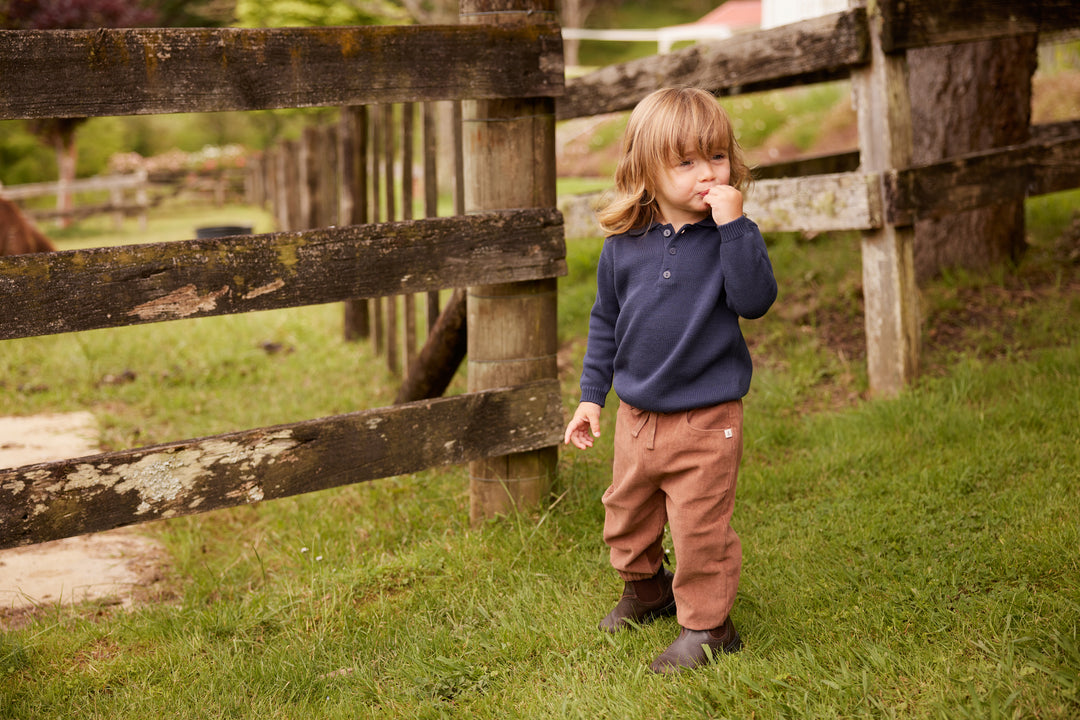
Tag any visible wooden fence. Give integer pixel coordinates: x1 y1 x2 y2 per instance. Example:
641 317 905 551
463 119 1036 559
559 0 1080 396
0 170 152 229
0 0 567 550
248 102 467 390
2 0 1078 551
2 166 253 229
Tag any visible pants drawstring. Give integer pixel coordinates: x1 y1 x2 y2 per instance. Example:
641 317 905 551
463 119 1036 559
629 407 657 450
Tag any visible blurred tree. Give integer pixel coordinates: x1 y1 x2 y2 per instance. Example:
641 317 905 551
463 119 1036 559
908 36 1038 280
0 120 56 186
0 0 157 28
234 0 410 27
1 0 231 221
2 0 161 223
395 0 457 24
154 0 235 26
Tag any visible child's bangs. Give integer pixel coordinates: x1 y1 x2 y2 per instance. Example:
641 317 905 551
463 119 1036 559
648 100 732 165
682 99 733 158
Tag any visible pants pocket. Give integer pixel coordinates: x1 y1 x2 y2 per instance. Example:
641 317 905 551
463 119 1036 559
684 400 742 433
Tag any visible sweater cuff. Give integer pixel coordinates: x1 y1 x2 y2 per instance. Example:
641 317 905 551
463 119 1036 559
580 387 609 407
717 214 757 242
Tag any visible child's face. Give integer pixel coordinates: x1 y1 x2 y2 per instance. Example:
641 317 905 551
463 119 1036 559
653 150 731 229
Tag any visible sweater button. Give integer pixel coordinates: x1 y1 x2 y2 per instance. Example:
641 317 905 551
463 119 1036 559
662 270 671 279
669 247 677 255
663 229 672 237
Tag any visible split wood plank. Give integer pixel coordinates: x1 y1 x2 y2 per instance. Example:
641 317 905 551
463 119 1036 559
395 288 469 404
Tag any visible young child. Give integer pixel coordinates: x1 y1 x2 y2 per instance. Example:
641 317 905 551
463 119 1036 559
564 87 777 674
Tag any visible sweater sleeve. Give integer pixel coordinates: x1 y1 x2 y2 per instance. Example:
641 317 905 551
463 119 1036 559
579 240 618 407
718 215 778 319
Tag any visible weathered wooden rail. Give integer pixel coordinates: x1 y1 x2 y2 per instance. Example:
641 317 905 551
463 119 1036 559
0 4 566 550
563 119 1080 236
0 381 561 548
557 9 870 120
558 0 1080 396
0 210 564 339
0 24 562 117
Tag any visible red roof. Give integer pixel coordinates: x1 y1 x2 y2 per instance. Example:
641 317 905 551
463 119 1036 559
682 1 761 29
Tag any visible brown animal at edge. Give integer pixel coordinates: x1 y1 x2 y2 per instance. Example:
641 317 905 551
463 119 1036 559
1 197 58 255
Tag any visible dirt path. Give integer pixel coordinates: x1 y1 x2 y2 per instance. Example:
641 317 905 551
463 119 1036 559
0 413 168 628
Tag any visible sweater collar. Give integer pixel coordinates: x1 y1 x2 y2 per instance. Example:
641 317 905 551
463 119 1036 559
628 215 718 237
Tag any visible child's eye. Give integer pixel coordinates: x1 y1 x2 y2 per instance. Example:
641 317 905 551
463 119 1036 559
712 153 727 161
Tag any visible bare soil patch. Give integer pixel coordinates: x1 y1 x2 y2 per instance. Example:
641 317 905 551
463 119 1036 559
0 412 169 629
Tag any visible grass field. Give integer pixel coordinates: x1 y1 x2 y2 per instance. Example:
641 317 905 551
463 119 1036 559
2 182 1079 717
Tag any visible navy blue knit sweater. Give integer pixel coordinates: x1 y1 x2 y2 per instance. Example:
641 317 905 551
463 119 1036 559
579 214 777 413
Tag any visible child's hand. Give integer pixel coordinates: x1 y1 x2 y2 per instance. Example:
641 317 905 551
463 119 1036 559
564 402 603 450
704 185 744 225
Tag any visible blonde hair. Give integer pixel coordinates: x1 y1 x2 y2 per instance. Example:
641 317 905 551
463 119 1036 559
596 87 750 236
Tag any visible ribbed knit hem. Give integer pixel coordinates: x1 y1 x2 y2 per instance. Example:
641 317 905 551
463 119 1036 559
717 213 755 242
580 387 609 407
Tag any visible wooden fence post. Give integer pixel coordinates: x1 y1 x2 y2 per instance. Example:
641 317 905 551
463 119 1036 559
381 104 400 374
422 102 442 330
322 124 340 227
402 103 418 371
852 0 920 396
461 0 560 523
369 107 386 356
342 106 372 341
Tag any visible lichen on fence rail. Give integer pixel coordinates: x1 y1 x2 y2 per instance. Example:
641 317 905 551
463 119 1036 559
0 209 566 341
0 380 563 550
0 24 564 120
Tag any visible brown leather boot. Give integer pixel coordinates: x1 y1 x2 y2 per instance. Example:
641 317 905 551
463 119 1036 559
598 566 676 633
648 617 742 674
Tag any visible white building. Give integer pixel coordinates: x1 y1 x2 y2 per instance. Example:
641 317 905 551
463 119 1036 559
762 0 850 29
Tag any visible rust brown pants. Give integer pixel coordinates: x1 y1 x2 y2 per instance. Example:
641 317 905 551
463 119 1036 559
602 399 743 631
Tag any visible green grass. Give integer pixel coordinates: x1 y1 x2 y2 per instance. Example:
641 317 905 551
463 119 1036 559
1 203 408 451
721 82 852 156
2 193 1079 718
